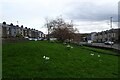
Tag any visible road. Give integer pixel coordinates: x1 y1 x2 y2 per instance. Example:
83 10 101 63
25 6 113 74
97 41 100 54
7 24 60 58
80 42 120 50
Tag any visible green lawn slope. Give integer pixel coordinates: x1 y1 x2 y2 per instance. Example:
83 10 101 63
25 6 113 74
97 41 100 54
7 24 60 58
2 41 119 78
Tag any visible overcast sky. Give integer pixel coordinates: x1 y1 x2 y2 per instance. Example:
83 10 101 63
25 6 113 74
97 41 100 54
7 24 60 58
0 0 119 33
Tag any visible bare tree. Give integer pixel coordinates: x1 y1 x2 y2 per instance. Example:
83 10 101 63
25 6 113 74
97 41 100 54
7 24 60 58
45 17 79 42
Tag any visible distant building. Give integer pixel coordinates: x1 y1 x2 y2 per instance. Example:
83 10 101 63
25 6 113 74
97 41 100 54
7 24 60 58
1 22 46 39
94 28 119 43
27 28 32 37
38 31 43 38
80 28 119 43
2 23 10 38
91 32 96 42
81 32 97 43
80 33 90 42
9 23 17 37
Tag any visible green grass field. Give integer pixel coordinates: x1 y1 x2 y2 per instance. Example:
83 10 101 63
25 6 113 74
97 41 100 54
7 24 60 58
2 41 119 78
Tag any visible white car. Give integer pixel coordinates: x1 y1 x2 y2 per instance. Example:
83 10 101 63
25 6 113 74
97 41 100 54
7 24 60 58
28 38 37 41
28 38 33 40
104 41 114 45
38 38 44 40
28 38 35 40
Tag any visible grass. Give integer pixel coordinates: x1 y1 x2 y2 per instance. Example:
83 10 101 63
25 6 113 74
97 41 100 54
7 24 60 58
2 41 119 78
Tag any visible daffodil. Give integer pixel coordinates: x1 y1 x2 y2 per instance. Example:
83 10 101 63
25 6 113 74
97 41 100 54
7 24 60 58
90 53 94 56
45 57 50 60
71 46 73 48
43 56 46 58
98 55 100 57
67 44 70 47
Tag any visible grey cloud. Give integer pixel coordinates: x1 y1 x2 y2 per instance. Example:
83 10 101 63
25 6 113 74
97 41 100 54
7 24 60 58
65 1 118 22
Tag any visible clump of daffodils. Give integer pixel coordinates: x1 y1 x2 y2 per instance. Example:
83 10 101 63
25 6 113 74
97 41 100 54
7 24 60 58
63 42 67 45
43 56 50 60
66 44 73 50
42 56 50 65
67 44 70 47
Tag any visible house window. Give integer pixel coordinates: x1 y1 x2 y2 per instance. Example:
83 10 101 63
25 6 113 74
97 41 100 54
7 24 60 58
7 31 9 34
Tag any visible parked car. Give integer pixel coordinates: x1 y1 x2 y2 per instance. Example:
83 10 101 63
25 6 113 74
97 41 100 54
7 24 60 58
44 38 47 40
87 40 93 44
104 41 114 45
25 37 29 39
28 38 37 41
38 38 44 40
28 38 33 40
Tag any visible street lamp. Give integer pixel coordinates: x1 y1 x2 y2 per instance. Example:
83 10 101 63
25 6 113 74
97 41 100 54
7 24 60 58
110 17 113 47
110 17 112 29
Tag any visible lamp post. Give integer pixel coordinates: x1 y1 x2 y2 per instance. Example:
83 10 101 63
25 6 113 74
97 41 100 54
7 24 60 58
110 17 112 29
109 17 112 41
17 21 19 25
110 17 113 47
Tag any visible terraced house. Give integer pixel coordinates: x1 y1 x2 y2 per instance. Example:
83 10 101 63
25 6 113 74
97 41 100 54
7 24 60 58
81 28 120 43
1 22 46 39
94 29 120 43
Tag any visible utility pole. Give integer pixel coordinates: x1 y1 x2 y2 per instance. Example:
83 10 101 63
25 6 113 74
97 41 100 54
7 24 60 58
110 17 112 29
110 17 113 47
108 17 113 41
17 21 19 25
